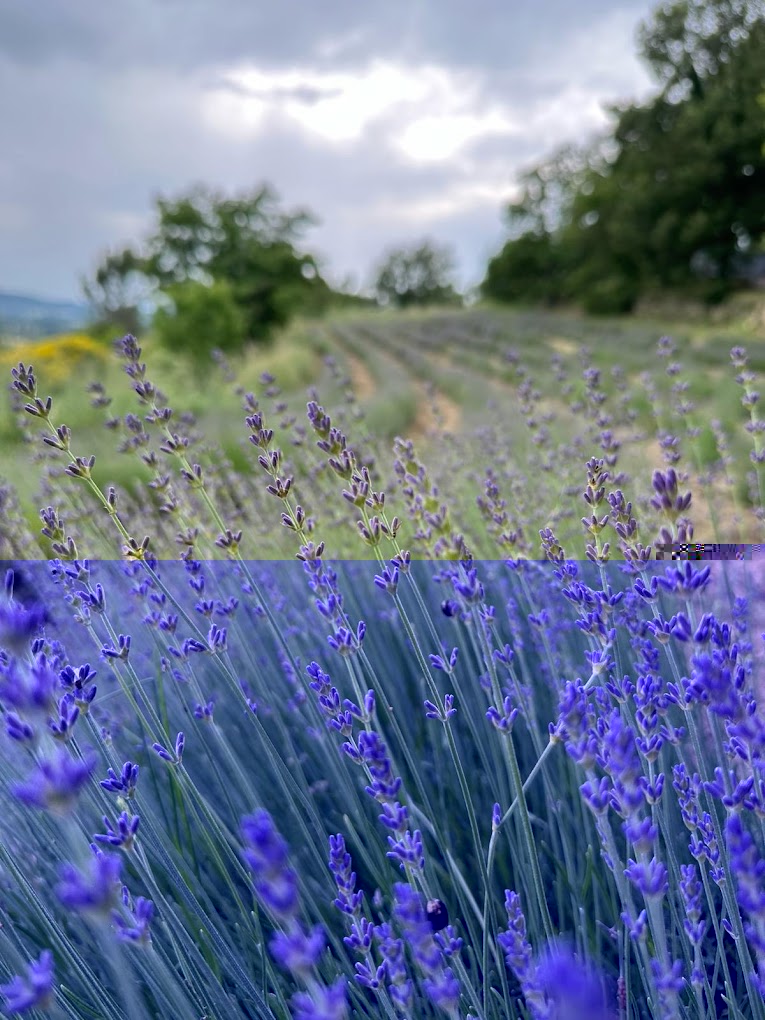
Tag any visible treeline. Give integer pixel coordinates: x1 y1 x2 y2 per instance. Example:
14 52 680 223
482 0 765 313
83 185 458 370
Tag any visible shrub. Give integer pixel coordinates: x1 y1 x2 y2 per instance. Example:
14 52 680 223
153 279 247 374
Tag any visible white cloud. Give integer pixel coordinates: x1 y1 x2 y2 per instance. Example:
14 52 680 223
528 6 655 105
394 108 518 163
202 58 519 163
204 60 436 144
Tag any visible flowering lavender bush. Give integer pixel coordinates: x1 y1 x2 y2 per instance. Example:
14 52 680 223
0 328 764 1018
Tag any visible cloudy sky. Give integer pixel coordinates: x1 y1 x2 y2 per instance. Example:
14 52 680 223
0 0 659 303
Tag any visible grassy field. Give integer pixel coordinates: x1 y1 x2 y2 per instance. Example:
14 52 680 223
1 296 763 558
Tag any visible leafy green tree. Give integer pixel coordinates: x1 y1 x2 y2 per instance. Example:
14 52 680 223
482 0 765 313
373 240 461 308
638 0 764 100
83 184 334 351
482 143 597 306
482 232 568 306
153 279 246 376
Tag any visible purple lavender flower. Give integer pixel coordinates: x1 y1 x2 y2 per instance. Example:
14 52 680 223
375 921 413 1011
486 695 519 735
0 600 48 656
240 810 299 920
100 761 139 798
386 829 425 872
424 694 456 722
726 813 765 993
58 663 97 711
657 562 711 596
291 977 348 1020
113 893 154 945
56 851 122 917
47 693 80 741
100 634 131 662
12 747 96 814
624 856 668 899
270 924 325 976
534 942 612 1020
328 834 363 915
193 699 215 722
650 957 684 1018
345 916 375 956
553 678 598 769
598 710 644 817
429 647 458 672
374 563 399 596
0 655 58 718
0 949 55 1014
5 712 35 743
93 811 140 851
394 884 460 1015
356 730 402 801
498 890 546 1016
679 863 707 986
152 731 185 764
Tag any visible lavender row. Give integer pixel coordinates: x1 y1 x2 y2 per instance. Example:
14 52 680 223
0 545 764 1018
1 322 763 560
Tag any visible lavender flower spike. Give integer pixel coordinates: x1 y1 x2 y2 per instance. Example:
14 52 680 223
291 976 348 1020
0 950 55 1015
56 851 122 917
0 600 48 656
240 809 299 921
535 941 611 1020
12 747 96 815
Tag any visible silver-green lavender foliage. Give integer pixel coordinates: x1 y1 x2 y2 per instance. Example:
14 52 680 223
0 549 764 1020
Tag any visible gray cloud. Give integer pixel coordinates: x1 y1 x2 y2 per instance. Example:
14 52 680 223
0 0 656 301
0 0 650 70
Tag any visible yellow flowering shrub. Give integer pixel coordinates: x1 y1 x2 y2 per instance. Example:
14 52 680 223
0 333 109 386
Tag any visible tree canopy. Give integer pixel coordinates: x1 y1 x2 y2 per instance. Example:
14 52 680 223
482 0 765 313
83 184 335 353
373 240 462 309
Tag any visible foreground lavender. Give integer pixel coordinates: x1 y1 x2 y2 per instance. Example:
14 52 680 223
1 548 764 1019
0 336 764 1018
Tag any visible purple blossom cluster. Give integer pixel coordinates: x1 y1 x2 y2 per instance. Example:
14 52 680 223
240 809 347 1017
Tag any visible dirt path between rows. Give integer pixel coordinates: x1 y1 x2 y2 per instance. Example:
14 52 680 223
344 345 462 443
408 343 759 541
344 351 376 402
410 379 461 439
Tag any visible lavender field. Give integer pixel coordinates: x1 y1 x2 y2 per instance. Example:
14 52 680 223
2 306 765 559
1 308 765 1019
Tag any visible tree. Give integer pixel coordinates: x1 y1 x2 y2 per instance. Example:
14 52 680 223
482 232 569 306
153 279 246 377
373 240 461 308
482 0 765 313
81 247 148 337
638 0 764 100
482 143 599 307
83 184 334 351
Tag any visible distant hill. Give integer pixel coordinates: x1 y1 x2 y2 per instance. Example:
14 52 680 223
0 291 92 339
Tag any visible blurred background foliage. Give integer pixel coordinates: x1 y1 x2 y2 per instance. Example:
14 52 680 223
481 0 765 314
